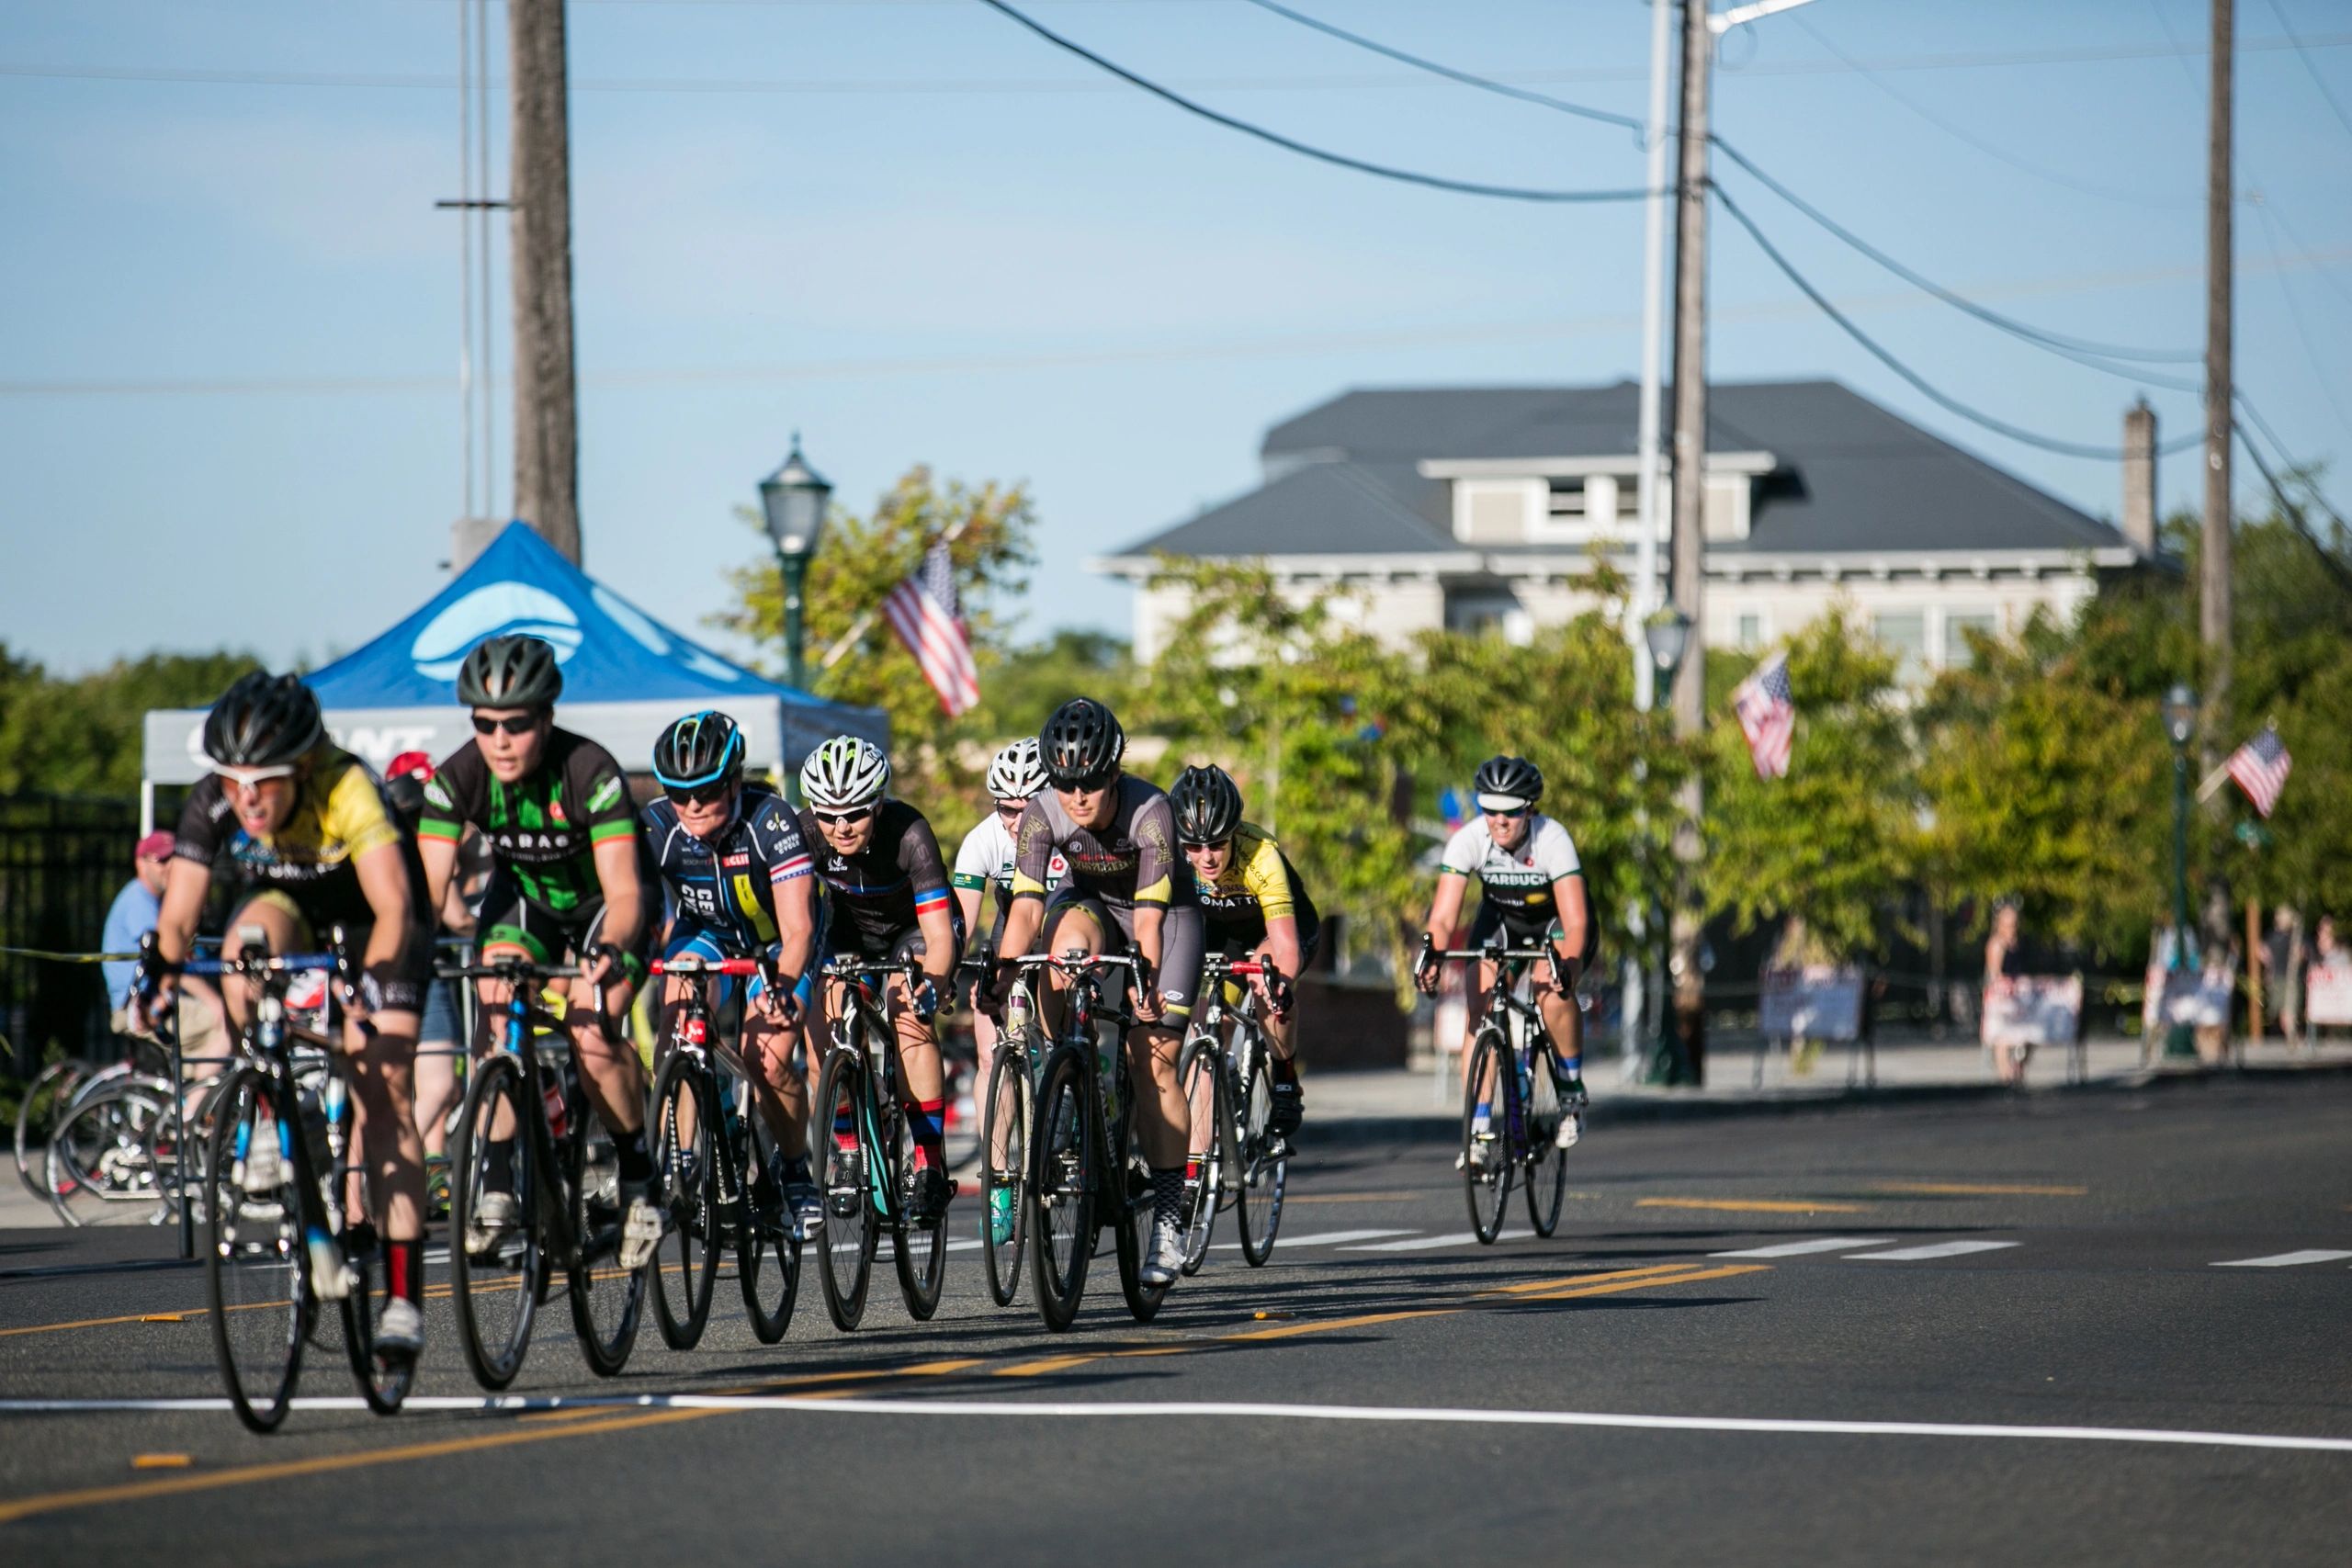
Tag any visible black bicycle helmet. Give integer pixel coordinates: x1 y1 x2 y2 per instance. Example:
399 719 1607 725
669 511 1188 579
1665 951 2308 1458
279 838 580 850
1038 696 1125 787
381 773 428 830
202 671 324 769
455 634 564 709
1170 763 1243 845
653 709 745 790
1472 754 1544 811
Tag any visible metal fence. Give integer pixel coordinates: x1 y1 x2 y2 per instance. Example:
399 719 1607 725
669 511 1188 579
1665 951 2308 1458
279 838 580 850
0 795 141 1076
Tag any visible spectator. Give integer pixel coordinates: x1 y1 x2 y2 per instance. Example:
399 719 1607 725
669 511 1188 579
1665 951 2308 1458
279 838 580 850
2259 907 2304 1046
102 830 225 1061
1984 901 2027 1085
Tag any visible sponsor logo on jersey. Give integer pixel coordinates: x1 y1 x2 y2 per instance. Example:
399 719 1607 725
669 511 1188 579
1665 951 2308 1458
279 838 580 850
587 775 625 813
423 778 455 811
549 797 568 826
722 852 751 868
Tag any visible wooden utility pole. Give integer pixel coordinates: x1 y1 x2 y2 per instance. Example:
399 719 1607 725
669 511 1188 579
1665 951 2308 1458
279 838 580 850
2201 0 2233 764
509 0 582 562
1666 0 1713 1084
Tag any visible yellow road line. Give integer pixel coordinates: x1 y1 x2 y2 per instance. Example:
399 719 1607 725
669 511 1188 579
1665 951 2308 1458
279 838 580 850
1873 1182 2086 1198
1513 1264 1768 1302
1627 1213 1862 1222
1484 1263 1710 1296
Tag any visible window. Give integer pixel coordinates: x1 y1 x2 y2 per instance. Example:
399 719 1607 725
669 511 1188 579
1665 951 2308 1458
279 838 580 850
1736 613 1763 651
1453 479 1544 544
1943 613 1998 669
1871 610 1928 682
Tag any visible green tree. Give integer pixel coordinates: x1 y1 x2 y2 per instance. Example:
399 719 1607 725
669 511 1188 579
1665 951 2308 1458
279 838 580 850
0 645 260 797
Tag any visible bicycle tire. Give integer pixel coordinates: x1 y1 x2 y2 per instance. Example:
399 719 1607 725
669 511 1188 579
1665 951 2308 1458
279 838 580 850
814 1047 877 1331
889 1099 948 1322
1027 1043 1096 1332
1113 1096 1166 1324
46 1079 173 1228
1522 1051 1568 1238
1462 1029 1513 1244
450 1053 541 1391
736 1106 797 1344
337 1232 415 1416
648 1051 719 1350
1175 1036 1220 1275
14 1057 88 1201
567 1111 646 1377
978 1041 1031 1308
203 1066 305 1433
1233 1044 1286 1268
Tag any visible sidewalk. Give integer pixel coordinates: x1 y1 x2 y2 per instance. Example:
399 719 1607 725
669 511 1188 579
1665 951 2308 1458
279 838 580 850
1307 1034 2352 1142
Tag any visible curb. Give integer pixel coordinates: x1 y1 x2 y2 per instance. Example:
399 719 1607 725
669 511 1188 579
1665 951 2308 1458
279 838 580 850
1302 1056 2352 1148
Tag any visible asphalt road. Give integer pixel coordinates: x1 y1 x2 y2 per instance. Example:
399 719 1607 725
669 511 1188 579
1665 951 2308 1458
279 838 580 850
4 1073 2348 1565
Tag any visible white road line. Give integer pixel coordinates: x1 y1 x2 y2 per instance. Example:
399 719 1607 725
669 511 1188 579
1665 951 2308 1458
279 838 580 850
944 1238 984 1252
2211 1249 2352 1268
1209 1228 1414 1251
1710 1236 1894 1258
4 1393 2348 1455
1343 1230 1530 1252
1846 1240 2019 1261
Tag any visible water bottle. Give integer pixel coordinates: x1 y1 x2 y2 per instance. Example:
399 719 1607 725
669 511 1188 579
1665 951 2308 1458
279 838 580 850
542 1066 570 1140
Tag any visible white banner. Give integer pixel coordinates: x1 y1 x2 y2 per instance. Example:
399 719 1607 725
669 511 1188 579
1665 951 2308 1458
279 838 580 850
2307 962 2352 1027
1760 965 1863 1043
1982 975 2083 1048
2143 960 2236 1032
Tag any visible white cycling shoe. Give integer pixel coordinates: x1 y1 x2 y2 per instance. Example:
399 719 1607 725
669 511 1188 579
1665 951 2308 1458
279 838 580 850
375 1297 424 1359
618 1185 666 1272
465 1189 521 1260
1137 1216 1185 1288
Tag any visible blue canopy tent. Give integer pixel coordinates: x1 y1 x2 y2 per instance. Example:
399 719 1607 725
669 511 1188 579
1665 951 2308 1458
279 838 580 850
141 523 886 807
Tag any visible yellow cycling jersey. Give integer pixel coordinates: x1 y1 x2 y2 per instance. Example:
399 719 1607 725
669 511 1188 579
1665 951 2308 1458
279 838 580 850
174 746 405 924
1194 823 1297 925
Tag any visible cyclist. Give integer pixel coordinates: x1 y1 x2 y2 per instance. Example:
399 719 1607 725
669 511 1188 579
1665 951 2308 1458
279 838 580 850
988 696 1205 1289
950 738 1066 1246
641 710 821 1236
1414 754 1590 1162
1169 763 1319 1142
413 635 662 1270
138 671 434 1358
797 735 962 1222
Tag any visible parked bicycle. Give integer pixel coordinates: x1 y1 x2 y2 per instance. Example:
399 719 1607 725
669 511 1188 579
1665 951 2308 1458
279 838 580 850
444 955 644 1389
1416 935 1575 1245
1175 953 1293 1272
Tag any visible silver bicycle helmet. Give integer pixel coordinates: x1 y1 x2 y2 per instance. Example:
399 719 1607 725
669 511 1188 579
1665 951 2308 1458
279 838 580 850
986 738 1049 801
799 735 891 809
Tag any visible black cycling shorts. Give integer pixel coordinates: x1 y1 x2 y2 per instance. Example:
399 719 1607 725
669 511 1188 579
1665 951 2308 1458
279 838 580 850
1041 892 1205 1023
478 868 648 982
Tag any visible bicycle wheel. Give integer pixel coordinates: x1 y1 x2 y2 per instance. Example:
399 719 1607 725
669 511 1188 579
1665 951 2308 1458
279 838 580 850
1175 1036 1220 1275
648 1052 718 1350
1027 1044 1096 1332
46 1079 173 1227
978 1041 1030 1307
889 1100 948 1322
1233 1045 1287 1268
15 1057 88 1201
736 1106 797 1344
568 1111 646 1377
450 1054 540 1391
1522 1051 1568 1238
1113 1099 1166 1325
1461 1029 1513 1244
814 1048 878 1331
202 1066 305 1433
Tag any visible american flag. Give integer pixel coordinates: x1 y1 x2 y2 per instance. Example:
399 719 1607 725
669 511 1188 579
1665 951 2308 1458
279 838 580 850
881 538 980 716
2225 724 2292 818
1732 650 1795 780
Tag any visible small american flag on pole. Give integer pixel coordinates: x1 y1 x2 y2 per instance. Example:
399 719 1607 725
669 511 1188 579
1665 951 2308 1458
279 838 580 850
2224 723 2292 818
1732 649 1796 780
882 538 981 716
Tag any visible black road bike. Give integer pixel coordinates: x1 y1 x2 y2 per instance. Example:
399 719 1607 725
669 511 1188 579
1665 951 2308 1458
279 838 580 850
446 958 644 1388
1417 936 1576 1246
644 955 800 1348
1175 953 1292 1272
969 956 1047 1309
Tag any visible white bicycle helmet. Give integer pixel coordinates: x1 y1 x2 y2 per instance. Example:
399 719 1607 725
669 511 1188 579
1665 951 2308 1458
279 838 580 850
986 738 1049 802
800 734 891 809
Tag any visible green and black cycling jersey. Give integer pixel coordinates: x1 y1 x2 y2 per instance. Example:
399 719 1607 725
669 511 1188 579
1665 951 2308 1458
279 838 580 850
416 728 639 912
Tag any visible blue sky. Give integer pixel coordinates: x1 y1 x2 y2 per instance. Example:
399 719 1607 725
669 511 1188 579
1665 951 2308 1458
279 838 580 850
4 0 2347 675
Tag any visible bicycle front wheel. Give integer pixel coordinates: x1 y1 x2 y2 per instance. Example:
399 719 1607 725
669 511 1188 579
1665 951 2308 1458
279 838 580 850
1462 1029 1513 1244
978 1042 1031 1308
203 1066 305 1433
648 1052 718 1350
1522 1053 1568 1238
1027 1044 1096 1332
1175 1036 1220 1275
450 1054 540 1391
1233 1046 1287 1268
814 1048 878 1331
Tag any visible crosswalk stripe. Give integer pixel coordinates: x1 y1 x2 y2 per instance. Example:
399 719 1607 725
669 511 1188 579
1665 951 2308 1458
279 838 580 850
1847 1240 2019 1261
1343 1230 1529 1252
1711 1236 1894 1258
2211 1249 2352 1268
1211 1228 1414 1251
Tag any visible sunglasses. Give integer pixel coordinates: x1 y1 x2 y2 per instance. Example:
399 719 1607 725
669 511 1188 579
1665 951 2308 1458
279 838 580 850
812 807 874 828
1485 806 1532 821
1057 774 1116 795
664 781 733 807
993 800 1027 819
471 712 543 737
1182 839 1232 856
215 764 295 791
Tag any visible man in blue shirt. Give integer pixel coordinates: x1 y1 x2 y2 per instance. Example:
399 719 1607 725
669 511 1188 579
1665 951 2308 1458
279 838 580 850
106 830 224 1055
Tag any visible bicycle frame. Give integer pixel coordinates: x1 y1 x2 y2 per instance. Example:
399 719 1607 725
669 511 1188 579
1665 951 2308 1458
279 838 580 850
440 957 598 1269
647 954 767 1225
1419 939 1569 1169
819 956 921 1223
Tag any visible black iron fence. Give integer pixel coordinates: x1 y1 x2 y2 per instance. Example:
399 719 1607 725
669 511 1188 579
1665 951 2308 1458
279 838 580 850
0 795 141 1076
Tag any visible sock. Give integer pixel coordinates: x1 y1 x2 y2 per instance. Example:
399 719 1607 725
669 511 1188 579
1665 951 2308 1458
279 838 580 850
1151 1167 1185 1227
615 1127 653 1186
906 1098 946 1170
387 1237 425 1305
833 1106 857 1153
1556 1055 1582 1080
484 1136 515 1194
1472 1099 1492 1134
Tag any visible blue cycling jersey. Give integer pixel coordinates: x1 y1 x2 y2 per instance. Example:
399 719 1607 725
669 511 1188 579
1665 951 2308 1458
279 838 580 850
643 782 814 958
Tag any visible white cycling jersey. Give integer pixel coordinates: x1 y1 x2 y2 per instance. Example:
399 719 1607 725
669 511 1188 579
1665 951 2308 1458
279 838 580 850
1440 814 1581 918
952 813 1065 905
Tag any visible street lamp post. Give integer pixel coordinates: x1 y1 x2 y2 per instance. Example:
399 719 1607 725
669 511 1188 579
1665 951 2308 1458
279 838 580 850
1643 607 1695 1084
2162 683 2199 1060
759 434 831 694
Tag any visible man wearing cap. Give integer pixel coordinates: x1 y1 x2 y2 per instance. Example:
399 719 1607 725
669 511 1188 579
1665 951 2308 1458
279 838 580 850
104 831 225 1057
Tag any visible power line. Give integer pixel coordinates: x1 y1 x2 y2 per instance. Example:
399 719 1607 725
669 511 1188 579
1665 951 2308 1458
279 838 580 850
2264 0 2352 142
969 0 1650 202
1712 183 2199 463
2235 416 2352 593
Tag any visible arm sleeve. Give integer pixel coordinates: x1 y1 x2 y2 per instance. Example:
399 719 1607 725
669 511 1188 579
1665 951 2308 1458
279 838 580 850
1130 794 1175 908
1241 834 1295 924
415 748 472 844
951 822 993 892
899 815 953 916
573 742 639 846
1009 799 1055 901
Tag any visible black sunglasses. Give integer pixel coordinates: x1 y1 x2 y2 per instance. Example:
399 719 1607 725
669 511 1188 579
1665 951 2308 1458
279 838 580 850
471 712 544 737
813 807 874 828
993 800 1026 818
664 780 733 807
